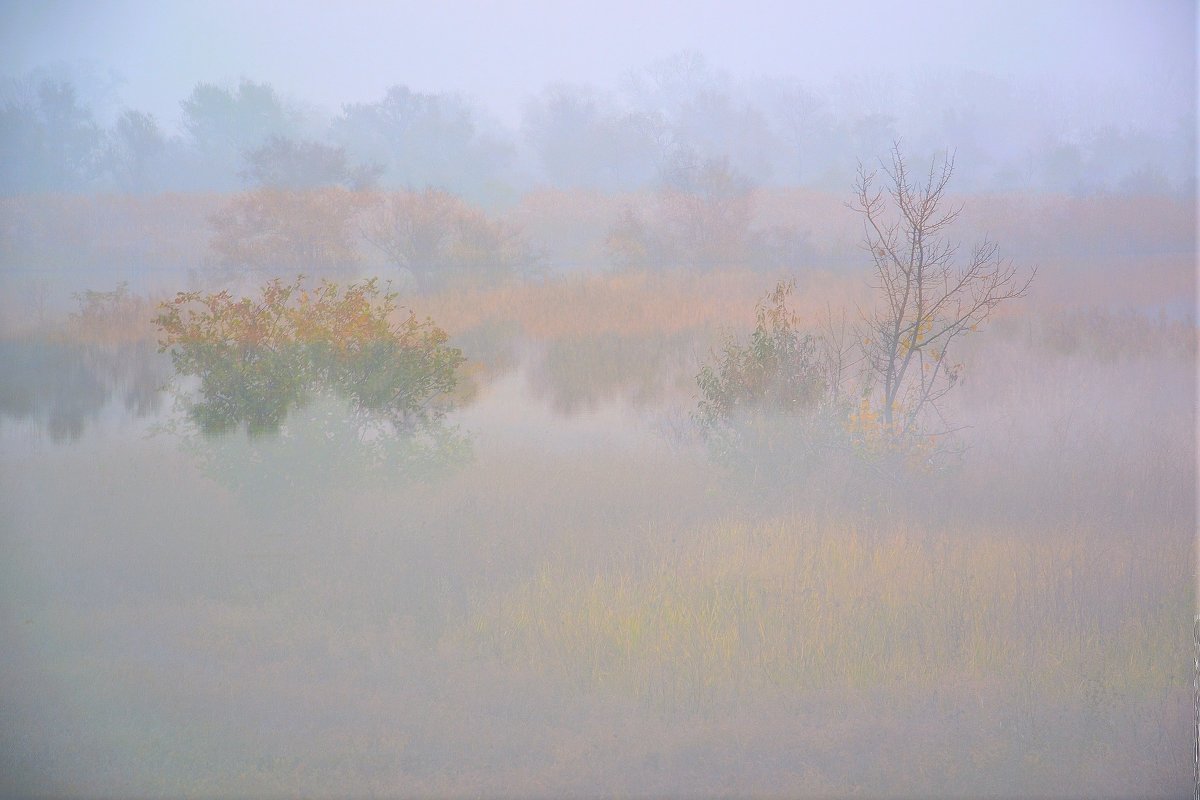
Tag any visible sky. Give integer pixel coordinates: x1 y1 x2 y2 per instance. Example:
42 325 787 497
0 0 1196 131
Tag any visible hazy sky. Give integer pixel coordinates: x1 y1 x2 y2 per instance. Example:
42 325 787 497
1 0 1195 130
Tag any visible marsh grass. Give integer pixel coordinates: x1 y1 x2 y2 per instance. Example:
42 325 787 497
411 268 865 340
459 517 1190 714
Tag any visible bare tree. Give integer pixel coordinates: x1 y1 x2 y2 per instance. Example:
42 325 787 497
850 143 1034 440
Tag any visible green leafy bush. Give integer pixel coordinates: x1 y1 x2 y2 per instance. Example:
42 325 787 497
695 281 839 468
154 275 464 437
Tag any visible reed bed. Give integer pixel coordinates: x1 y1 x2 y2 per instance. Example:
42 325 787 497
459 516 1190 711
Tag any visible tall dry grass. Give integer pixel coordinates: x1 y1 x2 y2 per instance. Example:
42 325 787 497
458 516 1188 709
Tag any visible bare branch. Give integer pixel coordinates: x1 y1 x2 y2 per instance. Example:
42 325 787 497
849 141 1034 445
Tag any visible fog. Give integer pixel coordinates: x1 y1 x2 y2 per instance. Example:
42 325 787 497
1 2 1196 797
3 1 1193 128
1 1 1196 198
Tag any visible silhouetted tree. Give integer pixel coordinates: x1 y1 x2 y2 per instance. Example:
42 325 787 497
240 135 381 190
0 79 103 192
522 84 659 189
671 88 778 184
180 79 301 189
104 109 168 193
332 86 511 200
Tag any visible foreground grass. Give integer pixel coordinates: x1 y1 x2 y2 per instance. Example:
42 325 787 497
7 435 1190 796
458 516 1190 712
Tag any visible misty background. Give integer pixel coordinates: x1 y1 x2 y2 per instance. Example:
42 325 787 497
0 0 1195 199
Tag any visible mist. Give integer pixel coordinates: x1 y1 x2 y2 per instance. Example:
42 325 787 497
1 1 1196 797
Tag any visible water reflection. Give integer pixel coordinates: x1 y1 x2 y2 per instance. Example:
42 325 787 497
527 329 706 414
155 277 471 493
0 338 168 441
169 390 470 500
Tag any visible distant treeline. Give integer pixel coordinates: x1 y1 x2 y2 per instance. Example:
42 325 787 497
2 53 1195 200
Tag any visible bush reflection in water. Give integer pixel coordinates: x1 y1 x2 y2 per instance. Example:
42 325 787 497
154 276 470 494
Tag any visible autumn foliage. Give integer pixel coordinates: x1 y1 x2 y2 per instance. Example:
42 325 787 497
154 276 463 436
208 188 370 276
